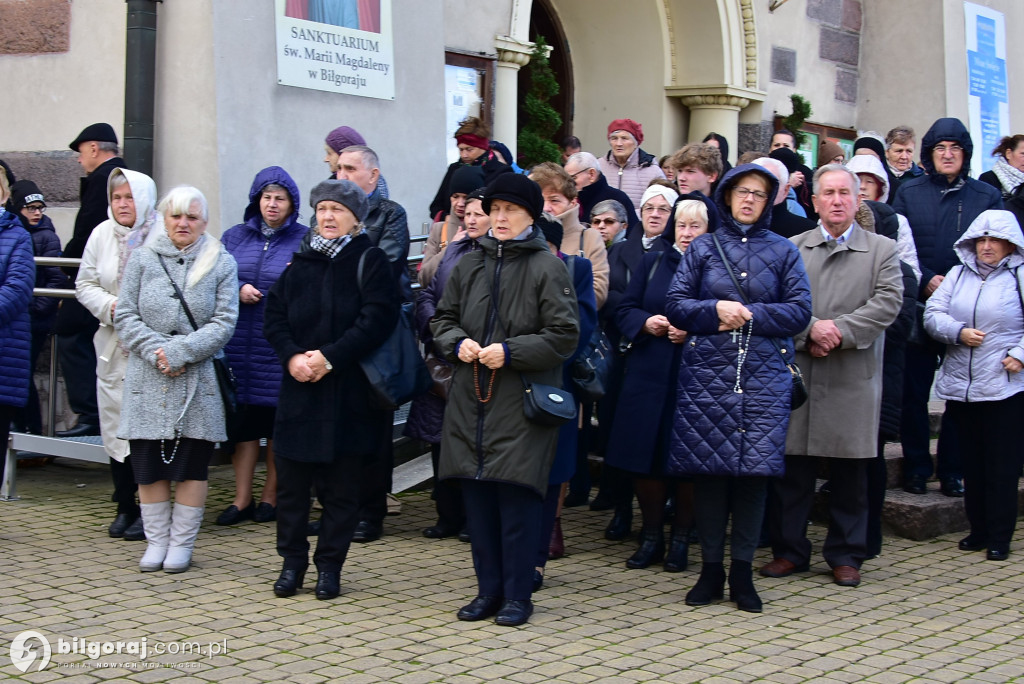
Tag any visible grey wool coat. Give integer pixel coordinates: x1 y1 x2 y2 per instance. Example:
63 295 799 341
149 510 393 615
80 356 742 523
786 224 903 460
114 232 239 442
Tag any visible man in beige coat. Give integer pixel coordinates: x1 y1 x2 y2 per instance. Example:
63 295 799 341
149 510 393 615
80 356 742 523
761 165 903 588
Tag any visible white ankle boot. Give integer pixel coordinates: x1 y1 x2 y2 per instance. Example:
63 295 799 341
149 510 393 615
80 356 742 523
139 501 172 572
163 503 205 573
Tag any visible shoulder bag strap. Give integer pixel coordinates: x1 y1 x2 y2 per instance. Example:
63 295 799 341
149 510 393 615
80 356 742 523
158 255 199 332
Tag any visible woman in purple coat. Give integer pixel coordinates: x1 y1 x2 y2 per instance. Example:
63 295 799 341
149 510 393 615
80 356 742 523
217 167 308 525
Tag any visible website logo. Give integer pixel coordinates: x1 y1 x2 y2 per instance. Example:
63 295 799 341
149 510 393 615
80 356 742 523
10 631 51 673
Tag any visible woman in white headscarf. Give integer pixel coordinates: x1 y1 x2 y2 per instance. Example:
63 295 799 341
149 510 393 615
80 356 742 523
76 168 162 541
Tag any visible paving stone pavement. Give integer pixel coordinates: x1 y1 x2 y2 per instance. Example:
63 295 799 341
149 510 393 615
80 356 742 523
2 458 1023 683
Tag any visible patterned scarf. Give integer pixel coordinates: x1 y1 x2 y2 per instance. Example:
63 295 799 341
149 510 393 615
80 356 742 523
310 233 352 258
260 220 279 239
990 157 1024 196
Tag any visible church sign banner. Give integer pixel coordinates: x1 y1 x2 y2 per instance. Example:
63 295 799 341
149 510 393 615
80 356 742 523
275 0 395 100
964 2 1007 176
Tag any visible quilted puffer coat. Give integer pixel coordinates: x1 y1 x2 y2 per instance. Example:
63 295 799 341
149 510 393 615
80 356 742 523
0 210 35 407
925 210 1024 403
221 167 308 407
665 166 812 477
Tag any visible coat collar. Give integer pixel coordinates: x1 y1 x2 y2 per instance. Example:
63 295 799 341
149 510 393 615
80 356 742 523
803 221 869 252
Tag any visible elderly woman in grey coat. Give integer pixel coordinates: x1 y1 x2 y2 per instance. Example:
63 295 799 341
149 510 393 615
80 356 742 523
115 186 238 574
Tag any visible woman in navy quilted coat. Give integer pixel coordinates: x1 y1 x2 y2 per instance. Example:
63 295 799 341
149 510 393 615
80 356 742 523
218 167 308 525
0 170 36 489
666 164 811 613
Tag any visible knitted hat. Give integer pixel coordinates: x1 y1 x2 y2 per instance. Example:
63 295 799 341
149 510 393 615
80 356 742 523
449 165 485 197
607 119 644 144
481 173 543 221
9 180 45 212
639 184 679 211
325 126 366 154
309 179 368 222
536 214 563 248
819 140 845 166
853 136 886 161
769 147 802 174
69 123 118 151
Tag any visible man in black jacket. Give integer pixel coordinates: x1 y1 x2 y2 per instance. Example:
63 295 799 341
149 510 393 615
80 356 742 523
55 123 126 439
564 151 639 236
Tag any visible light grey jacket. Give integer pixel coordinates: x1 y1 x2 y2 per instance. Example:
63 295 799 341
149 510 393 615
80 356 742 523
114 232 238 442
925 210 1024 403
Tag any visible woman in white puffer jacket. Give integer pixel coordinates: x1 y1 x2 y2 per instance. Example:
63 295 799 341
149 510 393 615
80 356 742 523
924 209 1024 562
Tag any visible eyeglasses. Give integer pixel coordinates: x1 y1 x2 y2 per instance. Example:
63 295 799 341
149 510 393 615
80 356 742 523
733 187 769 202
23 205 45 214
642 205 671 215
568 169 591 180
591 218 621 226
933 144 964 155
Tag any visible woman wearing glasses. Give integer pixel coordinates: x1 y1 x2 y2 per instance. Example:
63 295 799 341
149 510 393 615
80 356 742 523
665 164 812 613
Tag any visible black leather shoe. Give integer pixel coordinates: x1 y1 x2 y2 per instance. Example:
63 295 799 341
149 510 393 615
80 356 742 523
273 567 306 597
253 502 276 523
605 509 632 541
533 569 544 592
958 535 986 552
457 595 502 621
122 516 146 541
495 599 533 626
108 513 134 538
216 502 255 526
626 527 665 569
315 571 340 600
940 478 964 497
458 529 471 543
422 524 459 539
987 547 1010 561
307 519 321 536
352 520 382 543
902 475 927 495
562 490 589 508
56 422 101 438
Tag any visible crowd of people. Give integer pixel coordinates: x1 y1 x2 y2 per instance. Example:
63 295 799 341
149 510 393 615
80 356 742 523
2 112 1023 627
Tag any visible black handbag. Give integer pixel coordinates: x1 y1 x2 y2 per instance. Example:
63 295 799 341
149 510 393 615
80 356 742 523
565 255 612 401
710 233 808 410
157 256 239 419
356 251 432 410
522 375 577 426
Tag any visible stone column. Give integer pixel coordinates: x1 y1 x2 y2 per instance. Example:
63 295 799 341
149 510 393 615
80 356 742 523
665 86 765 165
493 35 535 160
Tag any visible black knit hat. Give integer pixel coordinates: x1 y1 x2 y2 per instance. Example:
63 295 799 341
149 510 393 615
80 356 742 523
481 173 543 221
853 136 886 161
309 179 368 222
536 214 563 248
449 165 485 197
69 123 118 151
9 180 45 213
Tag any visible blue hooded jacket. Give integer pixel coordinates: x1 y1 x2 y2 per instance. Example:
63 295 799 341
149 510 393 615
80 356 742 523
664 165 812 477
892 118 1003 300
0 209 36 407
221 167 308 407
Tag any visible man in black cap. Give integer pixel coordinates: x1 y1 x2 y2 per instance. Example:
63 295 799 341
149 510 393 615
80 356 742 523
54 123 126 439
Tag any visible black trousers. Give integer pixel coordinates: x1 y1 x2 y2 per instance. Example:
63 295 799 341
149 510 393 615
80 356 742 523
57 328 99 424
276 455 361 573
357 415 393 525
694 475 767 564
866 436 888 558
945 394 1024 549
901 343 960 481
429 443 464 530
461 480 543 601
769 455 868 569
110 457 139 516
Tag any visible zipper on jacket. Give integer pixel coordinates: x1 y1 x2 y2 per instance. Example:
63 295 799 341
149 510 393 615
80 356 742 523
957 200 963 233
966 279 984 401
476 240 506 479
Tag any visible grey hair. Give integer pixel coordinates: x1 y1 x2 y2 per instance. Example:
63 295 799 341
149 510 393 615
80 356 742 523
109 171 130 189
752 157 789 187
567 151 600 172
261 183 288 197
590 199 628 224
339 144 380 172
812 164 861 196
97 141 120 155
158 185 209 221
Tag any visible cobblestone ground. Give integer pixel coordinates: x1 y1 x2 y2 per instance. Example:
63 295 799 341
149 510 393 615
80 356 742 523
2 459 1022 683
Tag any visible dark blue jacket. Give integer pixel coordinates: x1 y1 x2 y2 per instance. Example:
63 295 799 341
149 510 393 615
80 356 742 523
577 172 639 237
665 166 812 477
892 118 1003 300
18 214 64 332
222 167 308 407
0 210 36 407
